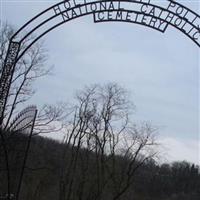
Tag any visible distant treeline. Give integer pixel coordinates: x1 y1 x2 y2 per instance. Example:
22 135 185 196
0 130 200 200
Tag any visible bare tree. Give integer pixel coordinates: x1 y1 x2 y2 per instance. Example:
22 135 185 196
59 83 158 200
0 22 68 133
0 22 69 198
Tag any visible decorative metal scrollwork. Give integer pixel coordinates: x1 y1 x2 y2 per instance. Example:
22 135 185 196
7 105 37 133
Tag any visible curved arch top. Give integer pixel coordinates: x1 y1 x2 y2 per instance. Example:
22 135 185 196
0 0 200 124
12 0 200 48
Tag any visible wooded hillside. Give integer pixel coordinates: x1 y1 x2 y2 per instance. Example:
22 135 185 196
0 130 199 200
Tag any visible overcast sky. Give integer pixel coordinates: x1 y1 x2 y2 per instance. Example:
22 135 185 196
1 0 199 164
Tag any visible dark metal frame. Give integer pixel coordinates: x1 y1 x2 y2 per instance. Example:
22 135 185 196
0 1 200 125
15 107 38 200
0 106 37 200
0 0 199 199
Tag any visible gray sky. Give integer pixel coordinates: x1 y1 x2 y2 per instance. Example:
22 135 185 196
1 0 199 164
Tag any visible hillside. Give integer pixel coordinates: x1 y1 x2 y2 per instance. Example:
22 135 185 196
0 130 200 200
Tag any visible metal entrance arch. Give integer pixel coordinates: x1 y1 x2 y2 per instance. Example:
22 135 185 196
0 0 200 125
